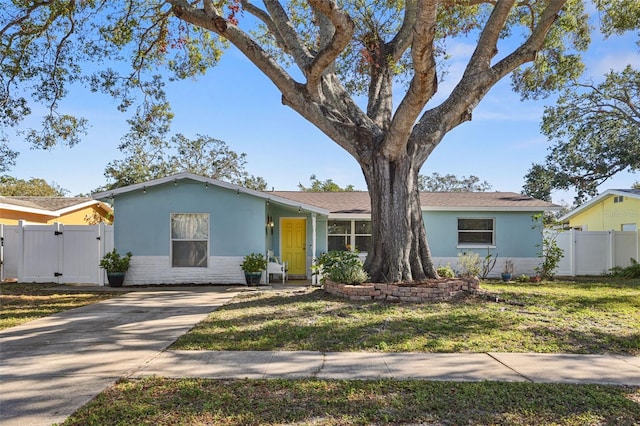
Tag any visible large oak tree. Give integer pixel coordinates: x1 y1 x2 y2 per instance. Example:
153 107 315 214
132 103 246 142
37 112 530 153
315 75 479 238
3 1 624 282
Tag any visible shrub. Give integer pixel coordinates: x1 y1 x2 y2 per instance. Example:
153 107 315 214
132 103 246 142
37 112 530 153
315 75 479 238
457 252 481 278
437 264 455 278
516 274 530 283
241 253 267 273
609 258 640 279
532 214 564 280
316 251 369 285
99 249 132 273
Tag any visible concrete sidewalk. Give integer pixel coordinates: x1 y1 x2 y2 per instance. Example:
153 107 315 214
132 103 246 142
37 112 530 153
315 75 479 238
133 350 640 385
1 287 639 426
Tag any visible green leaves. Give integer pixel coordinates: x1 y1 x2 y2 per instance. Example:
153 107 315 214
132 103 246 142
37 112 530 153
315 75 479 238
99 249 133 273
524 65 640 204
298 174 356 191
597 0 640 38
102 120 268 192
0 0 225 172
316 250 368 285
0 175 67 196
418 173 491 192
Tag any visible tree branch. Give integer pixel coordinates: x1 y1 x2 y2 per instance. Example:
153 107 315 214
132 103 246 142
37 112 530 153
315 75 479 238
202 0 215 15
491 0 565 78
411 0 568 164
169 0 369 160
260 0 313 70
381 0 438 160
170 1 296 93
0 0 53 38
387 0 417 62
305 0 354 100
465 0 515 74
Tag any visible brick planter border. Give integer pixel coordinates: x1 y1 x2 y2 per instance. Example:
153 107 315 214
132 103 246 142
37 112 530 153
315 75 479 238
323 278 480 302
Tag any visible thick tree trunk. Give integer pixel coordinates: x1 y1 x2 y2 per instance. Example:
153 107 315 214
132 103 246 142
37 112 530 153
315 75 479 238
362 152 439 283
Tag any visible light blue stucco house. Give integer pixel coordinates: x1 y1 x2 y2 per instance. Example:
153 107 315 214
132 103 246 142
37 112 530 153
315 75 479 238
93 172 559 285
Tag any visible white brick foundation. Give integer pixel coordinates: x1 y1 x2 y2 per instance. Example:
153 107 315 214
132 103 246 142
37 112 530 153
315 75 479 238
123 256 247 285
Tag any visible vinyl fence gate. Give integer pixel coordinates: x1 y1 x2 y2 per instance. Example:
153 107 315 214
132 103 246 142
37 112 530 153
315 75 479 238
1 221 114 285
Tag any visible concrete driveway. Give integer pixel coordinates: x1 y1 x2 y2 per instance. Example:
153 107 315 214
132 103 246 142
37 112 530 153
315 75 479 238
0 287 239 426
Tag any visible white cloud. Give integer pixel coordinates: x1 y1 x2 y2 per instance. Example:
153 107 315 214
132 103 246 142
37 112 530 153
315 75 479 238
589 52 640 76
473 105 545 122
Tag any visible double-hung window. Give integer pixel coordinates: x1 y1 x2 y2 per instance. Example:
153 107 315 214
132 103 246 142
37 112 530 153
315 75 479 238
171 213 209 267
328 220 351 251
457 218 495 246
354 220 372 252
328 220 372 252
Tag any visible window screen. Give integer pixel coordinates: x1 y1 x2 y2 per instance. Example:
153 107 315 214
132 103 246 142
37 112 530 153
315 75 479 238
457 218 494 245
171 213 209 267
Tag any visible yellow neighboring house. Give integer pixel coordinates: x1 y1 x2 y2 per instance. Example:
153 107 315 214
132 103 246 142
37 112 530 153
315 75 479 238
0 196 113 225
559 189 640 231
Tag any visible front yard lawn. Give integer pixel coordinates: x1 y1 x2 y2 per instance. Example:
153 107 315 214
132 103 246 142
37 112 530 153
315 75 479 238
9 277 635 425
173 277 640 355
62 378 640 425
0 282 122 330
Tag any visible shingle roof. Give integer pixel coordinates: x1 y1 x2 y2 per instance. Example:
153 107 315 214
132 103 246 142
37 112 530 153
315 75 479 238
0 196 96 212
268 192 371 214
268 191 559 214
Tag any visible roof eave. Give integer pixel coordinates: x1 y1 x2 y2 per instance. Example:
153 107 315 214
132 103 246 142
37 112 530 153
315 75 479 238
422 206 562 212
558 189 640 222
93 172 329 216
0 203 57 216
328 213 372 220
54 200 106 215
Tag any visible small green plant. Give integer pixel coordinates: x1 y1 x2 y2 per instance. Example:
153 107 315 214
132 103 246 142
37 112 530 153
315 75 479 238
532 214 564 280
457 251 481 278
241 253 268 273
516 274 530 283
99 249 132 273
436 264 455 278
316 250 368 285
480 248 498 279
609 258 640 278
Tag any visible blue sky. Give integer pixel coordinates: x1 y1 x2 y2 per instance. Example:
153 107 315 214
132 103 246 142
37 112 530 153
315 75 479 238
6 9 639 205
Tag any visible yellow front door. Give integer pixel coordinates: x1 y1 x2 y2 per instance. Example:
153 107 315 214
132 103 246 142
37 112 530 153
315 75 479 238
281 218 306 276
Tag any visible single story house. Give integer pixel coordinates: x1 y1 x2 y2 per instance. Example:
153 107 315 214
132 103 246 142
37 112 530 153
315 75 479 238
559 189 640 232
93 172 560 285
0 196 113 225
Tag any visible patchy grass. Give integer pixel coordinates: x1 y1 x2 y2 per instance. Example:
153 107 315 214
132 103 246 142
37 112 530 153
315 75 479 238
0 282 122 330
62 378 640 426
173 277 640 355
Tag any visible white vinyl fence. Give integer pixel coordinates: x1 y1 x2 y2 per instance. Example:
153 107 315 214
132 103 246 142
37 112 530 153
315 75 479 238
2 223 639 283
1 221 113 285
552 229 640 276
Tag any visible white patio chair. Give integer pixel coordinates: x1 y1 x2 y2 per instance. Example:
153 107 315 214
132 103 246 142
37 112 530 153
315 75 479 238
266 250 287 284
